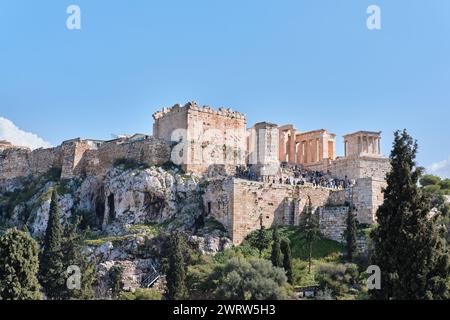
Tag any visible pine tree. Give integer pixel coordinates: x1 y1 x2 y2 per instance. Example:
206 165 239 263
165 232 188 300
371 129 450 300
61 217 96 300
303 196 320 274
39 189 66 299
281 238 294 285
271 227 283 268
0 229 42 300
343 205 358 262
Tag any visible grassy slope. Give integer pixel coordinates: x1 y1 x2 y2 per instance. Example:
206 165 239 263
238 226 345 288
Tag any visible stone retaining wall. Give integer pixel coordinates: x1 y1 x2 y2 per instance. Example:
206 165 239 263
204 178 346 245
319 206 349 243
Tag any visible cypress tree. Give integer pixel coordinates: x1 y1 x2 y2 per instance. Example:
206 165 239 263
281 238 294 285
39 189 66 299
61 217 96 300
256 214 270 258
0 229 42 300
271 227 283 268
110 265 124 299
165 232 188 300
343 205 358 262
371 129 450 300
303 196 320 274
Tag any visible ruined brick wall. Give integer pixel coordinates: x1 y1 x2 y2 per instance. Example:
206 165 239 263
0 136 171 184
203 176 386 245
186 106 247 174
319 206 349 243
204 178 345 245
0 146 62 183
330 156 390 181
202 178 234 232
76 137 171 178
29 147 63 175
352 177 387 224
325 178 386 225
0 147 33 181
327 189 349 206
153 104 188 141
61 140 98 179
153 102 247 175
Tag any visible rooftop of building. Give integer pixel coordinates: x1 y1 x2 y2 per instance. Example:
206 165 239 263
297 129 336 137
343 131 382 137
254 121 278 128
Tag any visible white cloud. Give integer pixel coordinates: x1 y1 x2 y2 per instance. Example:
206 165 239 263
427 155 450 179
0 117 52 150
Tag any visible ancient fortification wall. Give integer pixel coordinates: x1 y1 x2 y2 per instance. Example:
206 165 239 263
204 176 386 244
0 146 62 181
329 156 390 181
0 136 171 183
72 137 171 178
204 178 346 245
1 103 391 246
153 102 247 175
319 206 349 243
352 177 387 224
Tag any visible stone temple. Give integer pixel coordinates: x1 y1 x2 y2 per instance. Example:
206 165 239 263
0 102 391 245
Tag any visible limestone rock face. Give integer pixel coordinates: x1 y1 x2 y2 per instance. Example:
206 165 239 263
189 232 233 255
29 192 75 236
96 259 157 297
19 182 76 237
3 166 203 238
102 167 202 231
0 166 228 298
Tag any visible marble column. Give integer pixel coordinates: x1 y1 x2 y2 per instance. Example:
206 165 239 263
304 141 308 164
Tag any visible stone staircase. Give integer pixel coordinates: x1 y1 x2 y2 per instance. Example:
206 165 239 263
141 263 160 288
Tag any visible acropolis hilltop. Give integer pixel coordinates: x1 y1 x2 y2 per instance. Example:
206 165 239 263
0 102 390 244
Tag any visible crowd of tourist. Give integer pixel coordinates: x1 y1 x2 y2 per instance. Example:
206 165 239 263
235 165 259 181
235 165 353 190
281 169 353 189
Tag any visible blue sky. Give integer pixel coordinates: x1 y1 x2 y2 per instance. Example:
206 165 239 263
1 1 449 176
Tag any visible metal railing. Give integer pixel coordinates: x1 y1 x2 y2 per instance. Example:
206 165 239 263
141 264 160 288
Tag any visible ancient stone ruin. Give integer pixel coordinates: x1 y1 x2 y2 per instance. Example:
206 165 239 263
0 102 391 245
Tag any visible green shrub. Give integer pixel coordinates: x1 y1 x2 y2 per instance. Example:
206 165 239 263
202 217 227 233
76 210 101 231
118 288 163 300
113 158 149 171
423 184 442 195
212 256 292 300
127 223 161 236
44 167 62 182
420 174 441 187
161 161 182 172
0 168 64 220
439 179 450 194
186 255 217 299
85 235 130 246
315 263 360 298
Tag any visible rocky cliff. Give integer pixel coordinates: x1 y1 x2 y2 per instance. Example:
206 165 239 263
0 164 232 297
